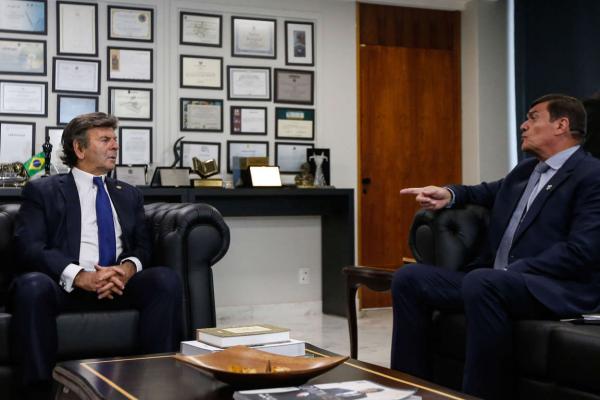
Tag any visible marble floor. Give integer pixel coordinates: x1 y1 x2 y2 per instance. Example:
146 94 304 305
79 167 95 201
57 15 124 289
216 302 393 368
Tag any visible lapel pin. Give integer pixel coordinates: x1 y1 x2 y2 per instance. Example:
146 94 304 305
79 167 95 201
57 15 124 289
546 184 552 191
116 185 122 189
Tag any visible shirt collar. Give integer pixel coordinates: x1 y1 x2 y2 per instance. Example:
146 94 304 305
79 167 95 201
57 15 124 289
72 167 107 191
544 145 580 171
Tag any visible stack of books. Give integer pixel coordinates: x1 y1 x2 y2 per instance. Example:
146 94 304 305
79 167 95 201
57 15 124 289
180 324 305 356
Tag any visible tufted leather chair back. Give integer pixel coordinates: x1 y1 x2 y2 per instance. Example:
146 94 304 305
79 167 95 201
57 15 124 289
0 205 21 309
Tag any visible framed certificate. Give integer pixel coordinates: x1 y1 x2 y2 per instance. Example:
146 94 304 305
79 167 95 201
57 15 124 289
150 167 191 187
0 121 35 163
57 95 98 125
0 38 46 75
180 12 222 47
227 66 271 101
57 1 98 56
0 0 46 34
275 107 315 140
108 6 153 42
0 80 47 117
227 140 269 173
275 142 314 174
114 165 147 186
231 106 267 135
180 141 221 170
109 87 152 121
45 126 67 171
274 69 314 105
285 21 314 66
108 47 153 82
119 127 152 164
180 98 223 132
180 55 222 89
231 17 276 59
53 57 101 94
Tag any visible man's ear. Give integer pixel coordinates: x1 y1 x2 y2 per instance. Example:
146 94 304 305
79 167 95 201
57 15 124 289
73 140 85 160
555 117 570 135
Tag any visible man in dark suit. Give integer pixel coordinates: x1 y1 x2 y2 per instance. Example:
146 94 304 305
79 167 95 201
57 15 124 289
10 112 183 399
394 94 600 400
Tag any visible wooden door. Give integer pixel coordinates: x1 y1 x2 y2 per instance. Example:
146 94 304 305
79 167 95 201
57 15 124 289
358 4 462 308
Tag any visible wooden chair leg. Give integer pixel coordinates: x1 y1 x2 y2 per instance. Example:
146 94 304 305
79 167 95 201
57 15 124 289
346 283 359 359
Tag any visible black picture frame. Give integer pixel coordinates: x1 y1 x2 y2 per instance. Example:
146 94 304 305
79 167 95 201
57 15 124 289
179 141 221 171
275 142 314 174
114 164 148 186
227 66 271 101
226 140 269 173
107 5 154 43
275 107 315 140
107 46 153 82
285 21 315 66
0 80 47 117
57 1 98 57
274 68 314 105
0 38 47 75
108 87 153 121
230 106 267 135
150 167 191 187
180 12 222 47
118 126 153 164
0 120 36 162
180 98 223 132
231 16 276 59
57 94 98 126
52 57 101 94
179 55 223 89
0 0 47 35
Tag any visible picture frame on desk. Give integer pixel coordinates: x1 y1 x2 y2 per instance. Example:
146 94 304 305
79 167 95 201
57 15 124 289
108 5 153 42
285 21 314 66
57 1 98 57
108 47 153 82
118 127 152 165
150 167 191 188
180 141 220 171
0 121 35 163
275 142 314 174
114 164 148 186
0 38 46 75
0 0 46 35
0 80 47 117
226 140 268 173
180 12 222 47
53 57 101 94
57 94 98 126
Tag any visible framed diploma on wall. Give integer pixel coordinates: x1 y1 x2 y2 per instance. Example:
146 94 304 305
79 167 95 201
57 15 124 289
0 38 46 75
108 87 152 121
274 68 314 105
180 55 222 89
180 12 222 47
118 127 152 164
275 107 315 140
180 141 221 170
0 80 47 117
0 121 35 163
57 94 98 125
57 1 98 56
231 17 276 59
285 21 315 66
226 140 269 173
53 57 101 94
231 106 267 135
227 66 271 101
108 47 153 82
180 98 223 132
0 0 46 35
275 142 314 174
108 6 153 42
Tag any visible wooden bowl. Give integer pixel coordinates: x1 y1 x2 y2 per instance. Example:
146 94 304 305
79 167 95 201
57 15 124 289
175 345 348 388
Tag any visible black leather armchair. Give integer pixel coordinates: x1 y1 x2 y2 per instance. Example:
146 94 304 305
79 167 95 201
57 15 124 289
0 202 229 399
410 205 600 399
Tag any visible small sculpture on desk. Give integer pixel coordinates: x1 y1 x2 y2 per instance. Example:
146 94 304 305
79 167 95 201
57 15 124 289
170 136 185 168
309 152 328 187
42 135 53 177
0 162 28 187
295 162 314 188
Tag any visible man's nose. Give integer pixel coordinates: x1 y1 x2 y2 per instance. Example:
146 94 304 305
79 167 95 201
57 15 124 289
520 120 528 132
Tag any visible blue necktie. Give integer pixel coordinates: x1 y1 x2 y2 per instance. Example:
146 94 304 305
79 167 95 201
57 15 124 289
93 176 116 266
494 162 550 270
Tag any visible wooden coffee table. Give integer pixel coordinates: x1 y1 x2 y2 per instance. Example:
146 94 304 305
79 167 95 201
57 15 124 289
53 344 476 400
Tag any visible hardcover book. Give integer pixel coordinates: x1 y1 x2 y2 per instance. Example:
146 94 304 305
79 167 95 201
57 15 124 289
197 324 290 348
180 338 305 357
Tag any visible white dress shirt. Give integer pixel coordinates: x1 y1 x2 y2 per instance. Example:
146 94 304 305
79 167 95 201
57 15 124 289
59 167 142 292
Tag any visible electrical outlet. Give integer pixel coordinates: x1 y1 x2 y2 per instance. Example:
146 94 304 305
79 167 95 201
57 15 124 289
298 268 310 284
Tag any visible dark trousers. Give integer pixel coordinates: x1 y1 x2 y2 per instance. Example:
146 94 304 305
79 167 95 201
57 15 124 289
390 264 555 400
8 267 183 385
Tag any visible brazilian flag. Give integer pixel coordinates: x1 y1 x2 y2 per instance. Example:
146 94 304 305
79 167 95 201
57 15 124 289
23 152 45 177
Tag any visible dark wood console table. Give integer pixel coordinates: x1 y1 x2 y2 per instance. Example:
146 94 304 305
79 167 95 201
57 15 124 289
0 187 354 317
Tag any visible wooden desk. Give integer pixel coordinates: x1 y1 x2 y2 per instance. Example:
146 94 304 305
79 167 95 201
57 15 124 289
0 187 354 317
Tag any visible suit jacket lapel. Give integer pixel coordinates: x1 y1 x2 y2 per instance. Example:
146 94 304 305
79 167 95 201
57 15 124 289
513 148 585 242
106 178 128 249
59 173 82 258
